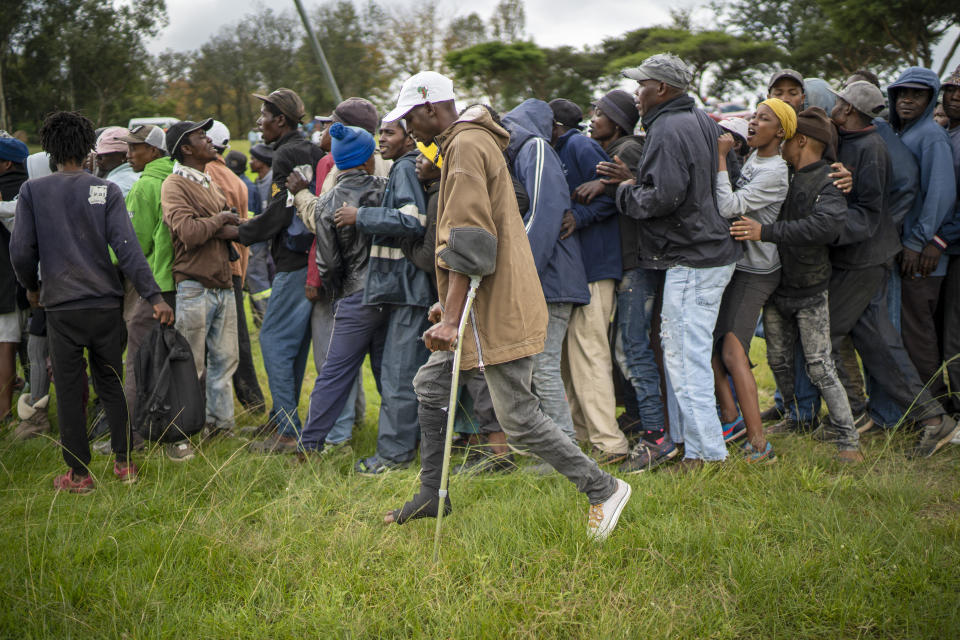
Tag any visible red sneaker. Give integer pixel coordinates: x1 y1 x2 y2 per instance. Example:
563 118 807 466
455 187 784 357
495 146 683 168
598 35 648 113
53 470 94 493
113 461 139 484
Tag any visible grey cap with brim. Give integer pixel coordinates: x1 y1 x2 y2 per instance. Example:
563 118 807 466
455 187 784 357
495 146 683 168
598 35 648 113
621 53 693 90
829 81 886 118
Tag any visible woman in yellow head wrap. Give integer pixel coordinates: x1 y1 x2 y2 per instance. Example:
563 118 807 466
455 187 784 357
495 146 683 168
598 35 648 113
708 95 793 465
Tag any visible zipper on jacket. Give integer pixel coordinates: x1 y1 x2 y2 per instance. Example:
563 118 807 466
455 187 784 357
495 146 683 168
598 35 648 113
469 307 485 371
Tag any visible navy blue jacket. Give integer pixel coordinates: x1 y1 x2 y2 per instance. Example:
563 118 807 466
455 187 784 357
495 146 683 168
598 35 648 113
356 150 435 308
889 68 958 270
503 100 589 305
553 129 622 283
12 171 162 310
240 174 259 216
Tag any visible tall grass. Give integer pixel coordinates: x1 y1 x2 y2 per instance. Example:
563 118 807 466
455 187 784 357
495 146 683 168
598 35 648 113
1 260 958 639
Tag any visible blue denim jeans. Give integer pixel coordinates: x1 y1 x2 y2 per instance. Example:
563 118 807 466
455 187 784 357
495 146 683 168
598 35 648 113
175 280 239 429
311 298 361 444
259 267 313 438
531 302 575 441
661 263 735 461
865 269 903 427
616 268 666 430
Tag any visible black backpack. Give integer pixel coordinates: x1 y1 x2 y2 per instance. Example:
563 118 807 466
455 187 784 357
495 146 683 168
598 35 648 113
133 324 205 442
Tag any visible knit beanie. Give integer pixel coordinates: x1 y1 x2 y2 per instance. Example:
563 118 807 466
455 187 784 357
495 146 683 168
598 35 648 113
329 122 375 170
794 107 835 147
596 90 639 135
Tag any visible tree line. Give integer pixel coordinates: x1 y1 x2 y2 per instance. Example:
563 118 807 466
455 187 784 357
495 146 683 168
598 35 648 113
2 0 958 137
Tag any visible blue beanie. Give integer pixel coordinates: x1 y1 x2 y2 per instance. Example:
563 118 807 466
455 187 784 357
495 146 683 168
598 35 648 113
330 122 375 170
0 136 29 163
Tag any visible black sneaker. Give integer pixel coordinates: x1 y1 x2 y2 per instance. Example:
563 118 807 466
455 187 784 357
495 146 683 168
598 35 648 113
910 414 960 458
618 434 679 474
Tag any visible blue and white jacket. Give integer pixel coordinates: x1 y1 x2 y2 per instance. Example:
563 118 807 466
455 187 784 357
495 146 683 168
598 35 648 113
503 99 589 305
355 150 436 307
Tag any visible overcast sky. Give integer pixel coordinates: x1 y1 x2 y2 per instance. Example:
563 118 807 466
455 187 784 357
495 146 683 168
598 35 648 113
147 0 689 53
148 0 958 73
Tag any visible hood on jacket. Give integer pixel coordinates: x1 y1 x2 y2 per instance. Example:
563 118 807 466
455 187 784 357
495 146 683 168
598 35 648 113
143 155 174 180
436 105 511 155
803 78 837 112
502 99 554 163
888 67 940 133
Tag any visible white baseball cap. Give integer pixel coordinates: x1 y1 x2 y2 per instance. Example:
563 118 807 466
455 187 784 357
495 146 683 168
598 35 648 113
383 71 455 123
718 117 750 142
207 120 231 150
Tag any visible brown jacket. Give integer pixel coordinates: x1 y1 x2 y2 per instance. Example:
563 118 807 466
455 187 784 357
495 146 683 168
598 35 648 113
206 156 250 281
435 106 547 370
160 169 233 289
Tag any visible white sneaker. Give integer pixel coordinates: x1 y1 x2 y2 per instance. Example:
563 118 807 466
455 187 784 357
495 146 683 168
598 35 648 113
587 478 632 541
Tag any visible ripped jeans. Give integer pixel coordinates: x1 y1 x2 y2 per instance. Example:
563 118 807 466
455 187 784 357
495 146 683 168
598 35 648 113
763 292 858 451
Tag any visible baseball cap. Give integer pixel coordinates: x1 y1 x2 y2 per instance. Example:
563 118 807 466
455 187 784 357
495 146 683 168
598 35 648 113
224 150 247 174
621 53 693 91
207 120 231 150
549 98 584 130
119 124 167 152
383 71 455 123
718 118 750 142
253 88 306 124
333 97 380 135
830 81 886 118
768 69 804 92
95 127 130 155
165 119 214 159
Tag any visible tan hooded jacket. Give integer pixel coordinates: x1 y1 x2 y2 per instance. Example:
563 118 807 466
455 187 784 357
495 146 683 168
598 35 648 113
434 105 547 370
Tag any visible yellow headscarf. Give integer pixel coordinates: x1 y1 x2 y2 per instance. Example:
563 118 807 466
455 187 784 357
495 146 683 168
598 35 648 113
416 141 443 168
759 98 797 140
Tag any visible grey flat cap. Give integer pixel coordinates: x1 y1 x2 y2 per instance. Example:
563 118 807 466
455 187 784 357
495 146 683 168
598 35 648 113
622 53 693 91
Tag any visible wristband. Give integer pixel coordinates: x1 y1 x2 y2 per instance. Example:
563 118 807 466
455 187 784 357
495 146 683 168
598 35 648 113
933 235 947 250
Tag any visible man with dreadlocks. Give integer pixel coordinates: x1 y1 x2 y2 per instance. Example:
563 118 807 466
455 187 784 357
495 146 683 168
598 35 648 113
10 111 174 493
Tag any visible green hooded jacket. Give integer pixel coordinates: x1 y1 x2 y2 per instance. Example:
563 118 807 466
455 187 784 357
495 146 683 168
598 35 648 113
125 156 175 291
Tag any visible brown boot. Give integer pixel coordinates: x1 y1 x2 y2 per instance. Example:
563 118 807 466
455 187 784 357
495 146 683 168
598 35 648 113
836 449 864 463
13 394 51 440
663 458 705 474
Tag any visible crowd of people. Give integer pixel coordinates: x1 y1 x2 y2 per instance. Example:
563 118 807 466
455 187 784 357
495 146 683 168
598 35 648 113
2 51 959 541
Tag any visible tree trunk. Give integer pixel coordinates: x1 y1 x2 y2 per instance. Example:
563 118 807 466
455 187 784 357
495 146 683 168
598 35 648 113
938 30 960 77
0 55 8 132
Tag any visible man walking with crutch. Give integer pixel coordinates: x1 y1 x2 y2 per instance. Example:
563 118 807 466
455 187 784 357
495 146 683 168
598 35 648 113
382 72 630 542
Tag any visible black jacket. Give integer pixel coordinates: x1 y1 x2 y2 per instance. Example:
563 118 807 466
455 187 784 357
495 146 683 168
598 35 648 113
237 130 325 272
615 95 741 270
314 170 387 299
830 126 898 269
761 161 846 299
0 164 27 313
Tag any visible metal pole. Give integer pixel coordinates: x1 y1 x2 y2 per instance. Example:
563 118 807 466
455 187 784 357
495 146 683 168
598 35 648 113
432 276 482 563
292 0 343 105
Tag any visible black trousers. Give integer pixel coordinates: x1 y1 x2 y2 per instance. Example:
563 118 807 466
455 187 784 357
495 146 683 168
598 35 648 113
900 274 946 398
830 264 944 422
47 307 128 472
942 255 960 412
232 275 265 409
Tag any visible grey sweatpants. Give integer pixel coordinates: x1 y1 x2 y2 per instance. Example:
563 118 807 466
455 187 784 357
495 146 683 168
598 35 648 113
413 350 617 504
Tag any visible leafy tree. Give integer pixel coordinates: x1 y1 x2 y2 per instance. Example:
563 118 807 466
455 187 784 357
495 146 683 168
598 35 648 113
489 0 526 43
601 27 780 103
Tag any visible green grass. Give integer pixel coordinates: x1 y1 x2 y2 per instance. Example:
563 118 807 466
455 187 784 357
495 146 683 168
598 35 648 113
1 312 959 639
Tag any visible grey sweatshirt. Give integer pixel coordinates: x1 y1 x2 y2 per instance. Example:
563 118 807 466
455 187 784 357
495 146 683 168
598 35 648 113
717 151 789 274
